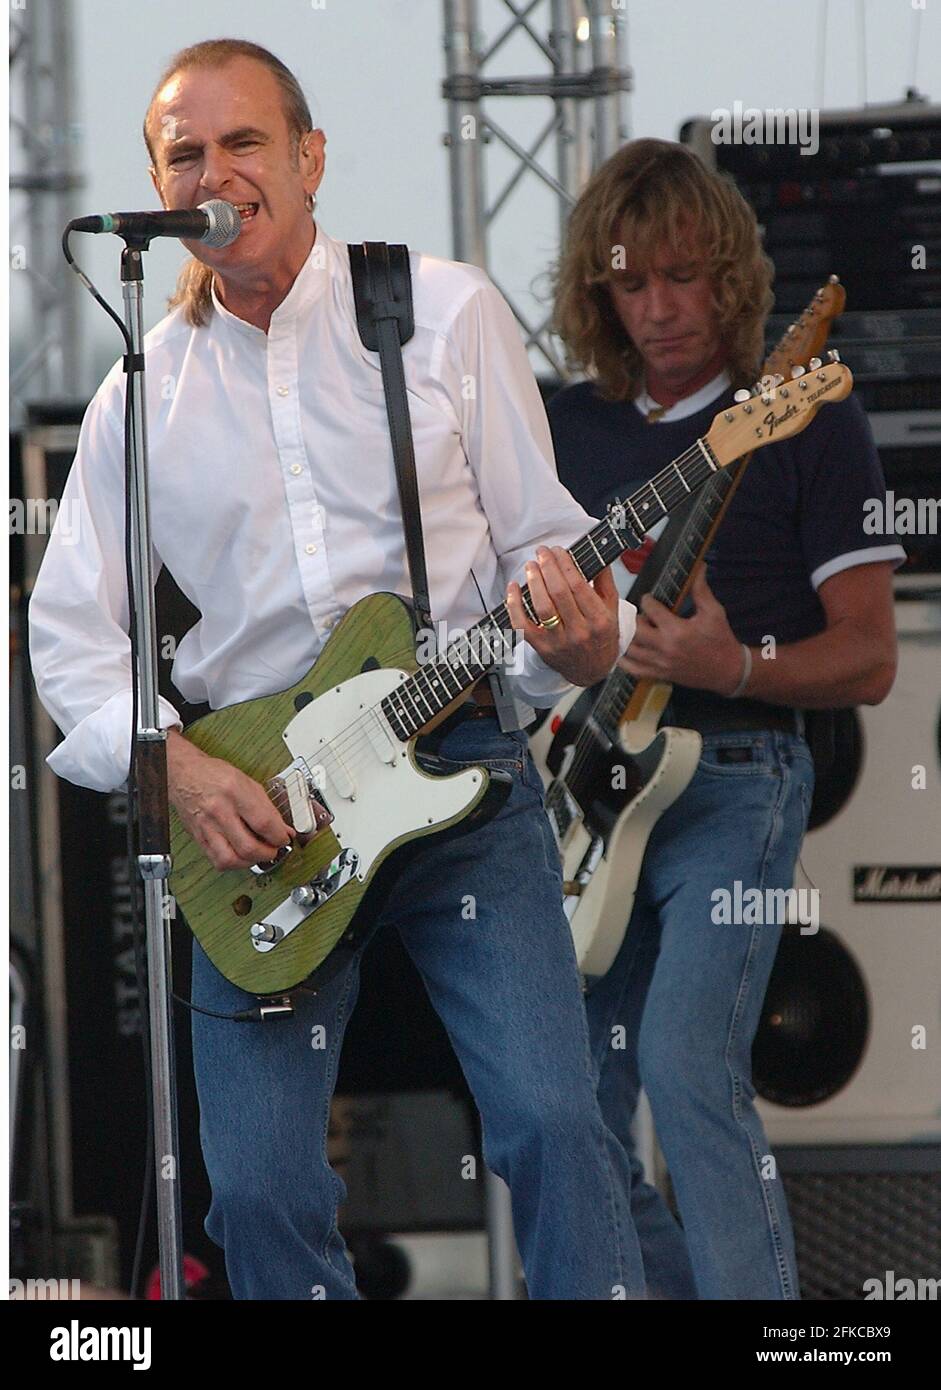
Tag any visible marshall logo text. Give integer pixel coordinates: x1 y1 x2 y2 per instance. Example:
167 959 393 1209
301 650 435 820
853 866 941 904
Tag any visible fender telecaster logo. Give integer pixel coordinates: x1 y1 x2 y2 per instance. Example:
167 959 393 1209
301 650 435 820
763 402 799 435
763 370 841 436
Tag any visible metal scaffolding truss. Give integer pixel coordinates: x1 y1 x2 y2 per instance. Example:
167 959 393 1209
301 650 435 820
10 0 86 419
442 0 631 376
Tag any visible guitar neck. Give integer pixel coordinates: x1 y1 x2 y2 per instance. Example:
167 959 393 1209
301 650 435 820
380 434 724 741
591 453 752 745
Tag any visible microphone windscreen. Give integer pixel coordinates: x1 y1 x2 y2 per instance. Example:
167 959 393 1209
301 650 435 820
199 199 242 249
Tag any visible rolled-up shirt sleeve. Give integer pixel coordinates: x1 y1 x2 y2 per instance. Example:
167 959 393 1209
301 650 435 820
445 276 636 705
28 391 183 793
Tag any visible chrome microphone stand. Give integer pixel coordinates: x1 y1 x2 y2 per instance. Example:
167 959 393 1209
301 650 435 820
120 236 184 1301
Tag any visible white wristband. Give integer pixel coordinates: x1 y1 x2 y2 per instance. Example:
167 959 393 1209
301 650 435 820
729 643 752 699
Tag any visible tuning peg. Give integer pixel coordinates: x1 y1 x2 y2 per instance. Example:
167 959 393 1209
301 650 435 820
828 273 840 284
790 364 806 377
826 348 841 362
808 357 822 370
771 373 784 387
733 389 751 403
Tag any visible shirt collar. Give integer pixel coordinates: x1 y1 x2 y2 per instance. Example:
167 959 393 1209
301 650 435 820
209 223 336 337
634 368 731 423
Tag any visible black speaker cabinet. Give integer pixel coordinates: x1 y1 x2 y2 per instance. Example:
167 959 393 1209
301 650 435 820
776 1145 941 1301
19 408 223 1293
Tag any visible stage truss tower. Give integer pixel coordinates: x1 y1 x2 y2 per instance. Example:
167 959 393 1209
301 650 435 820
10 0 86 421
442 0 631 376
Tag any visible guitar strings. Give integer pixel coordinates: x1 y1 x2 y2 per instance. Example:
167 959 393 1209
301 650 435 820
558 478 724 810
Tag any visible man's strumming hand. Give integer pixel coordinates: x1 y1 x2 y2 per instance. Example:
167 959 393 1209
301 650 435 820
618 563 745 695
167 729 296 872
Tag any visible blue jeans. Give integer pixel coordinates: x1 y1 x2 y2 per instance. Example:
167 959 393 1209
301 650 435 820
190 715 645 1300
585 728 815 1300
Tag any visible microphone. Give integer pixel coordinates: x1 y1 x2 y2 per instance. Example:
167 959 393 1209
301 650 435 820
69 199 242 249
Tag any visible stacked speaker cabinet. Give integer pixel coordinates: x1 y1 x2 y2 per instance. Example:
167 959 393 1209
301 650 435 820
685 103 941 1292
752 583 941 1298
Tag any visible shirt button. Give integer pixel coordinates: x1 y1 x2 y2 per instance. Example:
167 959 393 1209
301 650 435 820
306 544 317 555
276 385 289 397
290 463 302 475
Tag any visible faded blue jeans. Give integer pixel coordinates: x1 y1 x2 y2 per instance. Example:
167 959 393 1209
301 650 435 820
585 728 814 1300
191 715 645 1300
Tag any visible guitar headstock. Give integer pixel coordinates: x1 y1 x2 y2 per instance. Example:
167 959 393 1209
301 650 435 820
705 356 853 466
765 275 846 383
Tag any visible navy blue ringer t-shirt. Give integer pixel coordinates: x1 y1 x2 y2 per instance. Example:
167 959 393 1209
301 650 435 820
548 380 906 648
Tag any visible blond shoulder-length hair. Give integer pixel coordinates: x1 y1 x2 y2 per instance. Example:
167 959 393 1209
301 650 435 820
554 138 774 400
143 38 314 327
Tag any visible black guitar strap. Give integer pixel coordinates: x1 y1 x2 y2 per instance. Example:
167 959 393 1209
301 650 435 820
348 241 527 732
348 241 433 639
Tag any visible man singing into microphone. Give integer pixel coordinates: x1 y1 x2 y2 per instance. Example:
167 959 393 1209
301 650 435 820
29 39 645 1300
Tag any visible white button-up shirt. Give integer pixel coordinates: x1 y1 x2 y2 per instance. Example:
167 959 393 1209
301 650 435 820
29 228 635 793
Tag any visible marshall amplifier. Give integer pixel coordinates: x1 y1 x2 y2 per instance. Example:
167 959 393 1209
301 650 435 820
747 592 941 1300
754 593 941 1145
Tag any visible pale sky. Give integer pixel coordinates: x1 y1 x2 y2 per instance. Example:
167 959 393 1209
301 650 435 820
10 0 940 395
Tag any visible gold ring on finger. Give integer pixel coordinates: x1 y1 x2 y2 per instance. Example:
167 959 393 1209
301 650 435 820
541 613 563 630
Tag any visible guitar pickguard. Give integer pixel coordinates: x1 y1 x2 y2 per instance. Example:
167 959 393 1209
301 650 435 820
280 668 486 878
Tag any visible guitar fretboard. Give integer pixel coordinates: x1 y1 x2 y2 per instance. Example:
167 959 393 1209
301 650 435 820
546 463 740 825
379 435 722 741
590 465 739 748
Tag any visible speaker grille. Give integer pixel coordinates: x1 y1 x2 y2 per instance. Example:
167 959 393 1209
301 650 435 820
779 1147 941 1300
753 925 870 1107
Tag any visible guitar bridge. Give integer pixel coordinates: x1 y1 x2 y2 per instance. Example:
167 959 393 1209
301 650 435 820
249 849 360 953
250 759 334 876
562 836 604 921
